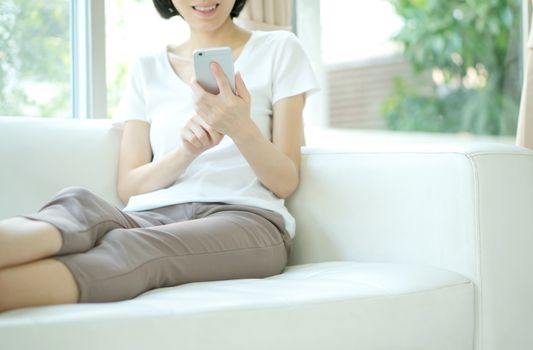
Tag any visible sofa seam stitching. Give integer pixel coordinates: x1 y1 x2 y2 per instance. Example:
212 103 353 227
462 152 483 350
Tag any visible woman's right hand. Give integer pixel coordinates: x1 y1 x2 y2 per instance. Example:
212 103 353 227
180 114 224 158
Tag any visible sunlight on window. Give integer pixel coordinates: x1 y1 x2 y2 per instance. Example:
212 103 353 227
106 0 190 118
320 0 403 64
316 0 522 139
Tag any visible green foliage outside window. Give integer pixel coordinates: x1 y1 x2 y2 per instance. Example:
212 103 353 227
383 0 523 135
0 1 71 117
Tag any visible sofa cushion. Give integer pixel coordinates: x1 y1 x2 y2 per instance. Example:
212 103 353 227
0 261 473 350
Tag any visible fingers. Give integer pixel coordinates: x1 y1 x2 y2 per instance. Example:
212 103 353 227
235 71 250 102
196 117 223 144
190 78 212 100
211 131 224 145
210 62 233 96
189 122 212 148
181 119 205 149
191 78 219 119
190 69 250 140
181 128 202 149
190 79 216 121
183 116 223 151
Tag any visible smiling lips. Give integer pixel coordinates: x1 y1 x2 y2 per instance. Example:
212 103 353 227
192 3 220 17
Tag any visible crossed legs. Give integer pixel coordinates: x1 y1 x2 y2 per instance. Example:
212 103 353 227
0 217 79 312
0 187 291 313
0 186 148 312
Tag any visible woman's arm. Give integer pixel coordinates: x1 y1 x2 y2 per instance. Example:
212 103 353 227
117 120 193 204
117 117 223 204
191 63 305 198
232 94 304 198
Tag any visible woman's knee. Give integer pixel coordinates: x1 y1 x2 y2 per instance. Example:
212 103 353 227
101 227 131 243
51 186 105 214
57 186 94 199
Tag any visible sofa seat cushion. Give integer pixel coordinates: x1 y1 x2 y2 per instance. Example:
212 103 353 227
0 261 474 350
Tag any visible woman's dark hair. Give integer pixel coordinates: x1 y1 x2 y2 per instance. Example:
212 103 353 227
153 0 247 20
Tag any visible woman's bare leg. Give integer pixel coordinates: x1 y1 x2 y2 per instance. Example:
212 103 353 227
0 258 79 312
0 217 62 269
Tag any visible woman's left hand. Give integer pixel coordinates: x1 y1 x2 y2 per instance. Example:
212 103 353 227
190 63 252 139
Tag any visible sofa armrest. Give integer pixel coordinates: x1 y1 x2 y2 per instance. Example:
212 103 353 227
286 142 533 350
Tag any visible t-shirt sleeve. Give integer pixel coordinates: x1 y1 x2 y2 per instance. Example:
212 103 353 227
111 57 150 129
272 32 320 105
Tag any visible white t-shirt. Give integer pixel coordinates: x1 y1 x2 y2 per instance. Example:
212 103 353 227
112 30 319 238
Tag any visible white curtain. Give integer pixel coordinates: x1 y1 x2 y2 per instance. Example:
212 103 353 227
235 0 292 31
517 0 533 150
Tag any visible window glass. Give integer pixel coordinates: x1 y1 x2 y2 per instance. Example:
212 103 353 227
0 0 71 117
105 0 190 118
318 0 523 138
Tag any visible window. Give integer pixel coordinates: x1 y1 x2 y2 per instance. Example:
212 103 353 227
0 0 71 118
298 0 524 141
105 0 189 118
0 0 527 133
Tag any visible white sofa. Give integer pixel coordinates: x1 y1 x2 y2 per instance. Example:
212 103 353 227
0 116 532 350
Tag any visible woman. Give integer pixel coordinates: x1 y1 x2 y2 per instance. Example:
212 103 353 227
0 0 318 312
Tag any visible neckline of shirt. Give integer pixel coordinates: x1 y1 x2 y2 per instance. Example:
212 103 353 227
162 30 258 88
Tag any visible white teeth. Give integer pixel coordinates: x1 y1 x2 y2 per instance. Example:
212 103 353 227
193 4 217 12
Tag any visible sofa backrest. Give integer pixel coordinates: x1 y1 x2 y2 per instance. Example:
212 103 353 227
2 117 533 282
1 117 123 217
286 142 533 278
287 145 483 270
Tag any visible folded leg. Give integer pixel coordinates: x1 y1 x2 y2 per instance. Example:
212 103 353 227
16 186 174 255
55 209 289 303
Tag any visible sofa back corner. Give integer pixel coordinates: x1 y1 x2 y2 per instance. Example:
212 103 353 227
0 117 123 219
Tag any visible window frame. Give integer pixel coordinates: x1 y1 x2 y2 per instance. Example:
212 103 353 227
70 0 530 121
71 0 106 119
295 0 328 128
524 0 532 78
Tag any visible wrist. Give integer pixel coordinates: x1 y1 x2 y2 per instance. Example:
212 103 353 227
174 147 197 165
231 118 261 146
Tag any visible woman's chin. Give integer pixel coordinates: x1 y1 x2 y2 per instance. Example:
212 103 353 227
190 18 232 34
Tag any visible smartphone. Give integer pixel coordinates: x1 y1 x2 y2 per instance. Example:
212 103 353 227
193 47 235 94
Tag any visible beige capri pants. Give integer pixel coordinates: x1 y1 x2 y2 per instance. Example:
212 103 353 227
17 186 293 303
